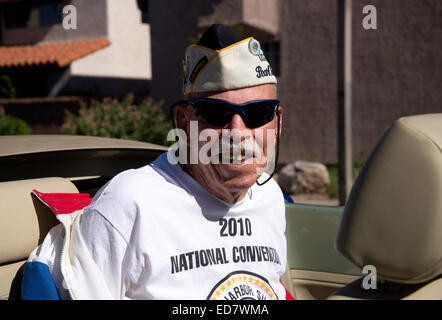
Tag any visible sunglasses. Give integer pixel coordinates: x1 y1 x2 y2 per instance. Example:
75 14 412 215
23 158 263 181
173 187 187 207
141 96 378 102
171 98 280 129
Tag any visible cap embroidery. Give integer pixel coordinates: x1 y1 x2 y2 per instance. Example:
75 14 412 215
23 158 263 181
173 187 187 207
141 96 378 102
248 39 261 56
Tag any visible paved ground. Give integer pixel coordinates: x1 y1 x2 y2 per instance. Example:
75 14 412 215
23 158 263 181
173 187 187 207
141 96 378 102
290 194 340 206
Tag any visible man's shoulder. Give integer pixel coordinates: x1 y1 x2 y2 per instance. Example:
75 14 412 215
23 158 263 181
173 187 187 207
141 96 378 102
257 174 284 198
98 165 172 202
252 175 285 213
110 163 166 189
84 155 180 235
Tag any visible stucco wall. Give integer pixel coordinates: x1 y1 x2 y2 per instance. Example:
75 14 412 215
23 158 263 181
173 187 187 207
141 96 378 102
277 0 442 164
350 0 442 162
278 0 338 164
71 0 151 80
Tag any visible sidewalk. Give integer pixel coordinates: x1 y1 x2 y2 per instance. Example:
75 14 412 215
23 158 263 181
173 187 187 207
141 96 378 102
290 194 340 206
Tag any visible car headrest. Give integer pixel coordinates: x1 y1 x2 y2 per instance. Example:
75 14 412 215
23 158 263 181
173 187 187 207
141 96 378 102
0 177 78 265
336 113 442 284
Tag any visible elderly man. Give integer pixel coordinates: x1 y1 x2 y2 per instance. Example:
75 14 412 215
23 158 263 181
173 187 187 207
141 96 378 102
25 24 288 300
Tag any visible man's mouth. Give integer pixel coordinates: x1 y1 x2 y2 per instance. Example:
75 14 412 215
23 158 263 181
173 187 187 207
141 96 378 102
219 150 254 164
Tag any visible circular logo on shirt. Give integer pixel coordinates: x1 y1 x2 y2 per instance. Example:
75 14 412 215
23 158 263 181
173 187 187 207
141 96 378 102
248 39 261 56
207 271 278 300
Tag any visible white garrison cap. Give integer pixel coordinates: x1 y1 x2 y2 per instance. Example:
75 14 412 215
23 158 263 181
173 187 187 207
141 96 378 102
182 24 277 95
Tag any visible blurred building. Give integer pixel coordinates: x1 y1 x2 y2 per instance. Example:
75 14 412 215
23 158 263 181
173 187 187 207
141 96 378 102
0 0 151 98
0 0 441 164
148 0 442 164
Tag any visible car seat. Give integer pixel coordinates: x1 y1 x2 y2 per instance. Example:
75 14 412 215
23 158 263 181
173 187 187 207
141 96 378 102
0 177 78 300
328 113 442 299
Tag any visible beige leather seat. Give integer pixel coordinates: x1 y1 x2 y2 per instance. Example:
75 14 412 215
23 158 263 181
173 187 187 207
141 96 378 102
328 113 442 300
0 177 79 300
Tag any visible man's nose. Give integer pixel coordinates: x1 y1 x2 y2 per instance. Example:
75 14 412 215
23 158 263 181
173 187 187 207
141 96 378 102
228 113 247 131
226 114 254 144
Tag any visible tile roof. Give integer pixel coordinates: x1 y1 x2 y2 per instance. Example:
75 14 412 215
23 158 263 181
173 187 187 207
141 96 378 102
0 38 110 68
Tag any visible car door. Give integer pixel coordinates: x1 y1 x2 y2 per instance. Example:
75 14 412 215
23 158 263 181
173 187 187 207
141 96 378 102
285 202 361 300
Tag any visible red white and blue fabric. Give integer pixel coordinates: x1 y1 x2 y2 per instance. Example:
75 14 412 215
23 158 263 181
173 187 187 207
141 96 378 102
21 191 92 300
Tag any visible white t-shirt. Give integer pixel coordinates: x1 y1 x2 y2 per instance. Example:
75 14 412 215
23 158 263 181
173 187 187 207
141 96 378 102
80 151 287 300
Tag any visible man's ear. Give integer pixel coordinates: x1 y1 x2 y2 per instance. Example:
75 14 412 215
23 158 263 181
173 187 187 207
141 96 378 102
175 104 190 131
278 105 283 137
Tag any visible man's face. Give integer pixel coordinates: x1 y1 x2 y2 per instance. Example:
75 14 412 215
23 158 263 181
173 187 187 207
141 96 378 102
176 84 282 204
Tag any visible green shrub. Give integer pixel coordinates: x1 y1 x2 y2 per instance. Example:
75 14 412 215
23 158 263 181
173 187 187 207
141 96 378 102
0 107 30 135
62 94 171 146
327 162 364 199
0 75 16 99
327 165 339 199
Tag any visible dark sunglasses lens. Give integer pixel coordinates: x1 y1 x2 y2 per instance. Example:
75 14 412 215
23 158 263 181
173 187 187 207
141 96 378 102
192 100 278 128
243 102 277 128
193 100 233 127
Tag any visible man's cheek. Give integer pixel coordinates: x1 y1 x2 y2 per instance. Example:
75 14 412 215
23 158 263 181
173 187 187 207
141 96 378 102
198 128 221 165
252 129 276 165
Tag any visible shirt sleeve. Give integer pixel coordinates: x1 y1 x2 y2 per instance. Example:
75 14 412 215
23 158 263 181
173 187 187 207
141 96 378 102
80 206 132 299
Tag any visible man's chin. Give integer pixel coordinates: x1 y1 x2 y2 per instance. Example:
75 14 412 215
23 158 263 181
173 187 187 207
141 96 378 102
219 171 260 191
185 161 266 202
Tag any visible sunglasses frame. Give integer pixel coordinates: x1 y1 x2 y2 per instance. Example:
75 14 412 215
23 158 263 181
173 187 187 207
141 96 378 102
185 98 280 129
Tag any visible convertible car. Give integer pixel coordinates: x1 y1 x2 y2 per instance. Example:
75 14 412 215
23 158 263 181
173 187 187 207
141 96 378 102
0 112 441 300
